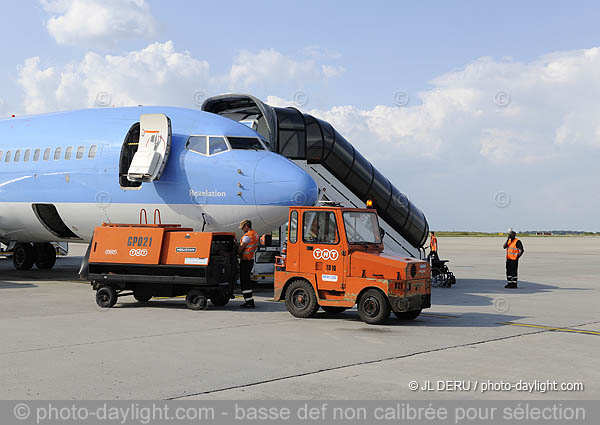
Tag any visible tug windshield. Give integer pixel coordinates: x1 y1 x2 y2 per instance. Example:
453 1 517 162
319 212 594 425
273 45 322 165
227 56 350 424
343 211 381 244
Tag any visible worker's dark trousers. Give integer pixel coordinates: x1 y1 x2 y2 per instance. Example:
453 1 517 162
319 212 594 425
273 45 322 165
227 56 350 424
239 259 254 303
506 259 519 286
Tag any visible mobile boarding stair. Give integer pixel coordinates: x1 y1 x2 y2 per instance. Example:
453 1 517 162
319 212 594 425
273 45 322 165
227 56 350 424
202 94 429 259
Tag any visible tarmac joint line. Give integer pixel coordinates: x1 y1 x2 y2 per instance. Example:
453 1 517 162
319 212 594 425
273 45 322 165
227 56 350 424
500 322 600 336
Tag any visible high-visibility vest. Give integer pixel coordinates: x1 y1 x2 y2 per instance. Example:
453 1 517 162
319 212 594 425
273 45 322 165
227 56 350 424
506 238 520 260
430 236 438 252
241 229 259 260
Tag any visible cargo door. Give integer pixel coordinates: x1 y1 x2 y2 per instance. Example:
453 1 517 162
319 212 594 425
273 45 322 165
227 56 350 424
301 209 345 291
127 114 172 183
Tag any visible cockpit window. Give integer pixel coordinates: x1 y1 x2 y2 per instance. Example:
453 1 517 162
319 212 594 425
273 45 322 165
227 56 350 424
186 136 207 155
208 137 228 155
227 137 265 150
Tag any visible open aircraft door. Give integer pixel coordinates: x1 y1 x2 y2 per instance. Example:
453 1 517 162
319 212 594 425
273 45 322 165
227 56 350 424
127 114 172 183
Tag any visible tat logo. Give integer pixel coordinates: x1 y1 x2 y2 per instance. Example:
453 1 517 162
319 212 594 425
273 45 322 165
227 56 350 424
313 248 339 261
129 248 148 257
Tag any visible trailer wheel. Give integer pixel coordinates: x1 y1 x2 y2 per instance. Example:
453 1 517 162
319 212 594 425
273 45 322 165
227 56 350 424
285 280 319 318
134 294 152 303
394 309 422 320
321 306 347 314
96 286 117 308
210 292 230 307
358 289 391 325
186 290 208 311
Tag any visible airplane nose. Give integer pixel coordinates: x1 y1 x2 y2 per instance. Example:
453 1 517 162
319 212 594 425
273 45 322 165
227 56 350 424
254 154 318 206
254 154 318 227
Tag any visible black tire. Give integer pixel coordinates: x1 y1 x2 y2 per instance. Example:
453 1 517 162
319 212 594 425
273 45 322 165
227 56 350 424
210 292 230 307
12 243 35 270
449 275 456 285
34 242 57 270
186 290 208 311
357 289 391 325
96 286 118 308
285 279 319 318
321 306 347 314
133 293 152 303
394 309 422 320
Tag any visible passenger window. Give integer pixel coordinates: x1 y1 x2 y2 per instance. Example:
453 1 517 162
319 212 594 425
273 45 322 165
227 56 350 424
33 149 41 161
289 211 298 243
54 147 62 160
14 150 21 162
303 211 338 244
5 151 12 162
88 145 97 159
24 149 31 162
65 146 73 160
76 146 85 159
43 148 51 161
186 136 207 155
209 137 228 155
227 137 264 150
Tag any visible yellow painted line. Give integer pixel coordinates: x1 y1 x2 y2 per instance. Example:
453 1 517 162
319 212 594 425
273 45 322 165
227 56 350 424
421 313 459 319
501 322 600 336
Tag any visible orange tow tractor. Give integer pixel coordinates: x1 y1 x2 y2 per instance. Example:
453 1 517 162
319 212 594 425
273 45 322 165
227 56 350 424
82 222 237 310
274 204 431 325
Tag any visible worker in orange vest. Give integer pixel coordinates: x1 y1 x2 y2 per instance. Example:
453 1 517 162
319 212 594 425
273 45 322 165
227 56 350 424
503 229 524 288
428 231 439 262
238 219 259 308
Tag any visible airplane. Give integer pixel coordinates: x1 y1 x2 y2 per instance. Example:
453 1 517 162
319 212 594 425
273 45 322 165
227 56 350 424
0 106 318 270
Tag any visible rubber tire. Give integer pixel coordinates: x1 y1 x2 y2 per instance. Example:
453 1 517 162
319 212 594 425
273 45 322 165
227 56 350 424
321 306 347 314
96 286 118 308
12 243 35 270
133 293 152 303
210 292 230 307
186 290 208 311
394 309 422 320
357 289 391 325
34 242 57 270
285 279 319 318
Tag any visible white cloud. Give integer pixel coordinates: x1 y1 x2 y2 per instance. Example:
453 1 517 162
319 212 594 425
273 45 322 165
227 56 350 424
16 43 346 114
17 41 209 113
227 49 320 89
321 64 346 78
293 48 600 164
40 0 157 47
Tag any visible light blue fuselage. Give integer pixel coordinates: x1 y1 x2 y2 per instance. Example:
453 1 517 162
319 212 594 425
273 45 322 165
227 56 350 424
0 107 318 243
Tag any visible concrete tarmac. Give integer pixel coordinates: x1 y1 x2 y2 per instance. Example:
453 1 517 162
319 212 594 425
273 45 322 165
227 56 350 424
0 237 598 400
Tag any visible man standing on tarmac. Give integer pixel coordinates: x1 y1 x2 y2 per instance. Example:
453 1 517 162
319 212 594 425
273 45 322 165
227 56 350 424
429 231 439 261
238 219 258 308
503 229 524 288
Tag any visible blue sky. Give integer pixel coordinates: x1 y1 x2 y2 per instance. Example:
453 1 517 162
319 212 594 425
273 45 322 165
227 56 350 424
1 1 599 231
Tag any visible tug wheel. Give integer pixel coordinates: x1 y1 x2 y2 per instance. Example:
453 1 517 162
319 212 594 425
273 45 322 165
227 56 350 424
357 289 391 325
96 286 117 308
186 290 208 311
285 280 319 318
